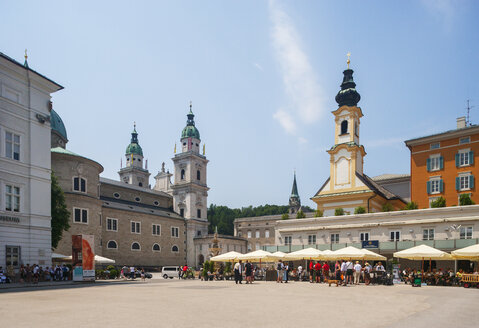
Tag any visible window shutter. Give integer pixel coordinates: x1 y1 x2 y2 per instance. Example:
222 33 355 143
439 179 444 193
469 151 474 165
426 158 431 171
440 156 444 169
456 177 460 191
427 181 431 194
455 153 460 167
470 175 475 189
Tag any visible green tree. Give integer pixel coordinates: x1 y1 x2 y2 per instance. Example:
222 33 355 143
314 209 323 217
296 210 306 219
334 208 345 216
403 202 418 210
281 213 290 220
430 197 446 208
354 206 366 214
459 194 475 206
51 172 70 249
382 203 393 212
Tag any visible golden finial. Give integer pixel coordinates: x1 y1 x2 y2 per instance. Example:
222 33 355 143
24 49 28 61
347 52 351 69
189 101 192 112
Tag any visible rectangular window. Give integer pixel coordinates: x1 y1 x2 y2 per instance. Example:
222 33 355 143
152 224 161 236
284 236 292 246
106 218 118 231
6 246 20 267
459 137 470 144
5 185 20 212
460 151 470 166
5 132 20 161
430 142 440 150
73 208 88 224
331 233 339 244
460 175 470 190
428 155 442 171
308 235 317 245
430 179 440 193
360 232 369 241
255 243 260 250
390 231 401 241
255 230 260 238
131 221 141 233
197 209 201 219
171 226 179 238
265 230 270 238
73 177 86 192
423 228 434 240
247 231 252 238
460 226 473 239
179 208 184 217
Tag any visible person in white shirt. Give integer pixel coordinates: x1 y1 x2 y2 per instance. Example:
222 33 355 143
375 262 385 272
234 260 243 284
130 266 135 280
353 261 362 285
297 265 303 281
340 260 348 285
345 260 354 285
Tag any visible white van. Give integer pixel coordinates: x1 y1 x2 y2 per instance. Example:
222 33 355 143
161 266 180 279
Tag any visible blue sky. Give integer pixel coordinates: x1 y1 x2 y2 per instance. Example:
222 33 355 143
2 0 478 209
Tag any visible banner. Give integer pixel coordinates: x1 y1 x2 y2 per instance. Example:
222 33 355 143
361 240 379 249
72 234 95 281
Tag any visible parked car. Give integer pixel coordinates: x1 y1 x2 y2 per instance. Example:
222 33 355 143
162 266 180 279
133 270 152 279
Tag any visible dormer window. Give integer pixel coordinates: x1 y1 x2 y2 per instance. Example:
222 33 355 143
340 120 348 134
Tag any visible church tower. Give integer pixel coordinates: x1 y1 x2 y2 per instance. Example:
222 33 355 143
289 172 301 214
118 124 150 187
171 103 209 266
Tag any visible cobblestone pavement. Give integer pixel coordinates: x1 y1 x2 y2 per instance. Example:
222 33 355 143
1 279 478 328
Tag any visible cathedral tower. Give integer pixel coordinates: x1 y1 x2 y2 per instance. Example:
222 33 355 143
118 124 150 187
289 172 301 214
171 103 209 266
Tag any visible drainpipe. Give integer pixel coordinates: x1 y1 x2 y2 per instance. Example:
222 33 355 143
367 194 376 213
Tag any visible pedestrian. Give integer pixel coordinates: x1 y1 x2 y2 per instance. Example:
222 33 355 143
234 260 243 284
364 262 372 285
276 260 284 283
353 261 362 285
335 261 341 281
141 268 145 281
130 266 135 280
283 262 289 283
32 264 39 284
62 264 69 281
314 261 322 283
346 259 354 285
182 264 188 279
322 261 330 280
245 260 252 284
340 260 347 285
297 265 303 281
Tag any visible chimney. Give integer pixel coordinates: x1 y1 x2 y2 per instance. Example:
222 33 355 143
457 116 466 129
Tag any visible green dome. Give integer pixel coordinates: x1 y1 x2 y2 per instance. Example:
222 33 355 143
50 109 67 141
181 109 200 140
125 126 143 156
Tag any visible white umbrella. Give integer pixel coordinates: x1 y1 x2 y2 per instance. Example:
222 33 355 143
61 255 116 264
451 244 479 260
393 244 453 260
326 246 366 260
360 248 387 261
210 251 242 262
238 250 278 262
51 253 70 260
271 251 287 259
284 247 323 260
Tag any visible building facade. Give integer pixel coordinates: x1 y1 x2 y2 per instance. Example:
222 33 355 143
405 118 478 208
0 52 63 268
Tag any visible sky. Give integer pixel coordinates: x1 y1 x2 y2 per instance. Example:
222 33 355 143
2 0 479 209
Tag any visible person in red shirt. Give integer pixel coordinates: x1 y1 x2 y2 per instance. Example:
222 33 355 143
314 262 322 283
322 262 330 281
182 265 188 279
309 261 314 283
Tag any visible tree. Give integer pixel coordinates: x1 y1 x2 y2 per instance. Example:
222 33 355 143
431 197 446 208
459 194 475 206
334 208 345 216
281 213 289 220
296 210 306 219
403 202 418 210
382 203 393 212
354 206 366 214
314 209 323 217
51 172 70 249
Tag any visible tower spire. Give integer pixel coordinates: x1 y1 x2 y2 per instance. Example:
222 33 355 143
24 49 29 68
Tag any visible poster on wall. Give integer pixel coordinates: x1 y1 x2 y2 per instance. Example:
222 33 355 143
71 234 95 282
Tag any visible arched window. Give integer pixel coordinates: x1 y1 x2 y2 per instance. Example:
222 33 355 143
181 169 185 180
341 120 348 134
197 170 201 180
171 245 179 252
152 243 160 252
131 242 140 251
107 240 117 249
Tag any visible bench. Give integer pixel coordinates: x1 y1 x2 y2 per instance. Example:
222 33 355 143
461 274 479 288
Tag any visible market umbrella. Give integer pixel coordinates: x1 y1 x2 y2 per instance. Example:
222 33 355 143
271 251 287 259
62 255 116 264
51 253 70 260
238 250 278 262
284 247 323 260
393 244 453 260
210 251 243 262
360 248 387 261
451 244 479 260
326 246 367 260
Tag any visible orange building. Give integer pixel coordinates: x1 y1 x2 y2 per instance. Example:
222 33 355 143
405 117 478 208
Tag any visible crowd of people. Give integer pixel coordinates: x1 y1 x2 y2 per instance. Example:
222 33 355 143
120 266 147 281
0 264 70 284
400 267 478 286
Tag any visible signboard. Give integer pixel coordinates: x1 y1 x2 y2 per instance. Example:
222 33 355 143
392 264 401 284
362 240 379 249
72 234 95 282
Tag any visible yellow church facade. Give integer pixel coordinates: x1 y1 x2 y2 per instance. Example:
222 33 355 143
311 65 406 215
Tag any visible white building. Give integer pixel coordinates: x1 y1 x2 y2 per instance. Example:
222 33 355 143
0 52 63 268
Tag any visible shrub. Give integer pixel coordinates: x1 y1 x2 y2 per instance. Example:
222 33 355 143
314 209 323 217
334 208 344 216
403 202 418 210
109 269 119 279
281 213 289 220
382 203 393 212
224 262 232 274
431 197 446 208
354 206 366 214
106 265 115 271
296 210 306 219
459 194 475 205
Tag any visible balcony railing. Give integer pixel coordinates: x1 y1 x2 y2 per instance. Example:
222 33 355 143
263 238 479 253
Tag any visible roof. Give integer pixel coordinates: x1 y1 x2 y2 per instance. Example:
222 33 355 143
101 198 182 220
358 173 407 203
404 124 479 146
372 174 410 182
0 52 63 91
51 147 102 171
50 109 67 140
99 177 171 198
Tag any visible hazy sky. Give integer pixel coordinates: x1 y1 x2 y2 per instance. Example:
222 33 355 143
2 0 478 208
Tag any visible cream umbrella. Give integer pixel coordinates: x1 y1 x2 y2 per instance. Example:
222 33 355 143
451 244 479 260
210 251 242 262
239 250 278 262
271 251 287 259
61 255 116 264
360 248 387 261
393 244 453 260
284 247 323 260
326 246 367 260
